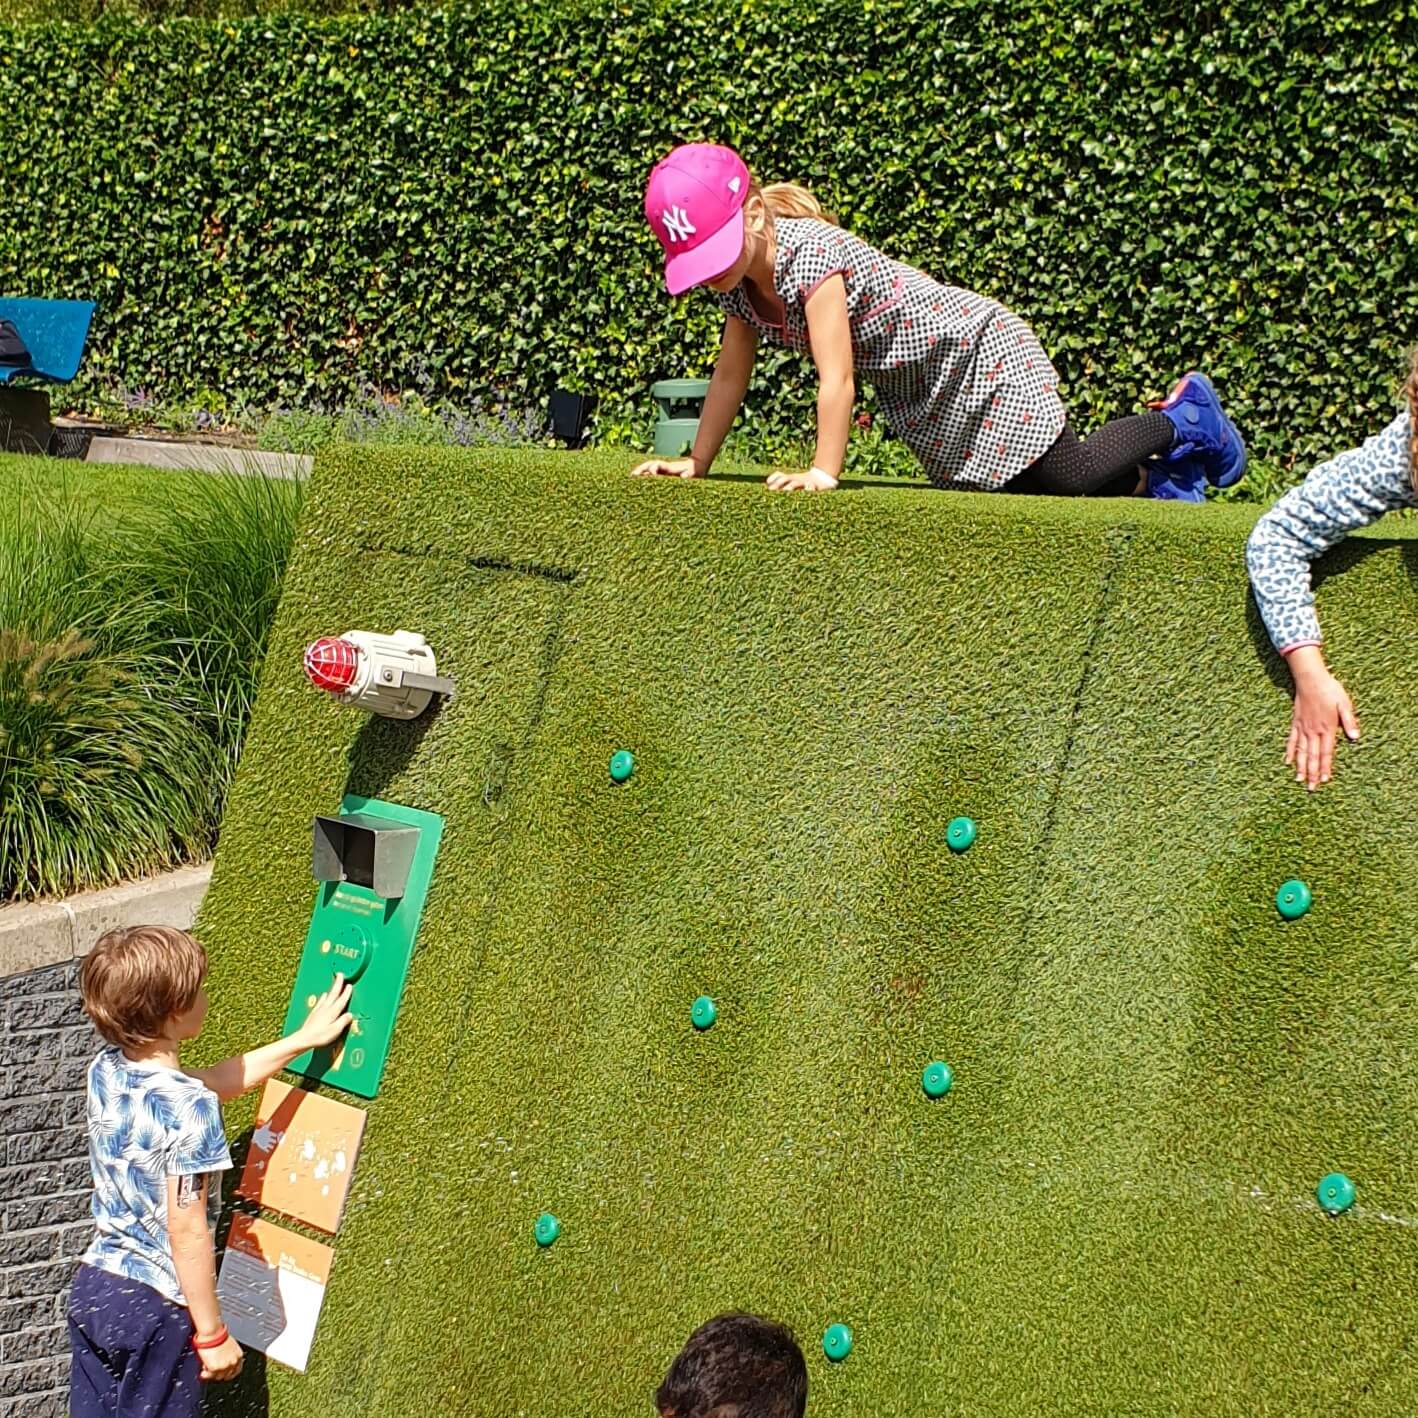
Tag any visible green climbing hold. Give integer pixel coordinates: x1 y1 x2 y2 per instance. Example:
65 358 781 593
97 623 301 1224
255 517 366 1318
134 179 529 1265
822 1323 853 1362
1276 879 1312 920
946 817 978 853
922 1060 954 1098
609 750 635 783
534 1212 561 1246
691 995 717 1031
1317 1173 1356 1215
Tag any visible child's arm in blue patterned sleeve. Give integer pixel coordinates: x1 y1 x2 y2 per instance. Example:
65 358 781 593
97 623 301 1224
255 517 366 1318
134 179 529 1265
1244 412 1415 655
1244 410 1415 790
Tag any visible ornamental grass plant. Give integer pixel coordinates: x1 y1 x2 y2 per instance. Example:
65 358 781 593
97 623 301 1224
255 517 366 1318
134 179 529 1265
0 467 302 900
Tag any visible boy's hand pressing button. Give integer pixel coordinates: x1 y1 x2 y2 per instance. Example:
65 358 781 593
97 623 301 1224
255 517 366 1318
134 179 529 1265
294 975 354 1052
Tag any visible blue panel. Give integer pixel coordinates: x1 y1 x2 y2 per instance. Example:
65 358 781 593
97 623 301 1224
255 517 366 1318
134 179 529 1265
0 297 97 384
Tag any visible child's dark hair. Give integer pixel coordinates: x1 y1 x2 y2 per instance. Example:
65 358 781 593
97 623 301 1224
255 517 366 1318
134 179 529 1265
655 1312 808 1418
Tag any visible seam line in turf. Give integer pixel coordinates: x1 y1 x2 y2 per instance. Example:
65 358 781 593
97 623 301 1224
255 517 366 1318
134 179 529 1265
359 544 582 584
1012 523 1137 982
347 564 580 1408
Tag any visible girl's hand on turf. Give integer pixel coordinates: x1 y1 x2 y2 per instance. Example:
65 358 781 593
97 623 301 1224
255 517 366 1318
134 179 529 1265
630 457 701 479
1286 671 1359 790
765 467 838 493
198 1332 244 1382
294 976 354 1050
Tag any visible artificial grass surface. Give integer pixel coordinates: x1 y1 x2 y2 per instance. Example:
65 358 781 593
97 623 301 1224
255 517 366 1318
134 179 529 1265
197 448 1418 1416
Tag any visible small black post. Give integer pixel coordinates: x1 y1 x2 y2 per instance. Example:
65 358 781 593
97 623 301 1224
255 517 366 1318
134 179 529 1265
0 387 53 455
548 389 596 449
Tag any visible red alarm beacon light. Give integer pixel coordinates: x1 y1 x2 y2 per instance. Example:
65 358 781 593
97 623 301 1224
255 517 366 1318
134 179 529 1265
304 636 361 694
301 629 455 720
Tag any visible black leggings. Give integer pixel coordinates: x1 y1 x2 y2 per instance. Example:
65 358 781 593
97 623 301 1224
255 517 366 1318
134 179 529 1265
1003 411 1174 497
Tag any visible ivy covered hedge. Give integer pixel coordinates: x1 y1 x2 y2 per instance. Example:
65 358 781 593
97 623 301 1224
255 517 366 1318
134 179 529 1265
3 0 1416 473
5 0 380 22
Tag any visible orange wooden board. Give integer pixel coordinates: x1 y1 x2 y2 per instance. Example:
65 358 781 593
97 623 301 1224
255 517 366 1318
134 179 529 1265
236 1078 367 1233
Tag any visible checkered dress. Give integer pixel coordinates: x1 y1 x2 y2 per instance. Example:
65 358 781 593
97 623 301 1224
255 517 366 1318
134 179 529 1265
716 217 1067 489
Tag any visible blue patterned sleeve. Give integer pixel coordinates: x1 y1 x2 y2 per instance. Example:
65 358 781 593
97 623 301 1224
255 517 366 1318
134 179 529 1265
1244 412 1415 653
165 1083 232 1177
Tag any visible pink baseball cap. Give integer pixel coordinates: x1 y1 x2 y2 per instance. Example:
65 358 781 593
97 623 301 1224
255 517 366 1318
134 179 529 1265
644 143 751 295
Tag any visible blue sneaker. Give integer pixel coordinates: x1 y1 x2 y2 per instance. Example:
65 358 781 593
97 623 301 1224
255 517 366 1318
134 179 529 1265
1144 453 1208 502
1149 372 1247 489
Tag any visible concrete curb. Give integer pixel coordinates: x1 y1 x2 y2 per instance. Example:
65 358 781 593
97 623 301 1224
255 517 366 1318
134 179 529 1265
0 863 213 978
85 436 311 480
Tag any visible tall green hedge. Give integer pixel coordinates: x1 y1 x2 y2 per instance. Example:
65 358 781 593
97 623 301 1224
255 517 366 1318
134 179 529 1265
3 0 1417 471
4 0 391 23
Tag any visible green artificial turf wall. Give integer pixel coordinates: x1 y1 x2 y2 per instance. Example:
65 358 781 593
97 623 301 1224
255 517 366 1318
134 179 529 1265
196 447 1418 1416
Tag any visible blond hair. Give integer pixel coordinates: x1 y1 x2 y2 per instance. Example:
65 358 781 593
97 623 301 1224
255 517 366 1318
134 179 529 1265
1406 348 1418 493
751 180 839 227
79 925 207 1050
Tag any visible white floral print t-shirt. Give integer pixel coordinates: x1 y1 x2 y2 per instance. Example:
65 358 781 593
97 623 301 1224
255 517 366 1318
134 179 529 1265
80 1047 232 1305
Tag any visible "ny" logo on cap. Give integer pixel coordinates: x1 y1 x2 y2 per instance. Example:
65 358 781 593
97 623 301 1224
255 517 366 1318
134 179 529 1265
662 205 697 243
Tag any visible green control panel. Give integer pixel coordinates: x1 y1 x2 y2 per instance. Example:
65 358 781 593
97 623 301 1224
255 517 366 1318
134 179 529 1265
283 794 444 1099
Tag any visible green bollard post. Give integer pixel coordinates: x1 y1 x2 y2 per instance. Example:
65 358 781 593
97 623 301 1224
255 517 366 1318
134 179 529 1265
651 379 711 458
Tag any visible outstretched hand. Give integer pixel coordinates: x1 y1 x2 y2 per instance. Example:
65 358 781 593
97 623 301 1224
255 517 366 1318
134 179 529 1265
1286 672 1360 790
294 976 354 1050
765 467 839 493
630 457 701 479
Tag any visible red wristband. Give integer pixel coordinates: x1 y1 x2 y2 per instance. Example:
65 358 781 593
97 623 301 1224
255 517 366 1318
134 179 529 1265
191 1325 229 1352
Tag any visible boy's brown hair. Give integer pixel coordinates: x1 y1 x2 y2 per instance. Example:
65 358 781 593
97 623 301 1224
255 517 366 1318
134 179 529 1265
656 1312 808 1418
78 926 207 1050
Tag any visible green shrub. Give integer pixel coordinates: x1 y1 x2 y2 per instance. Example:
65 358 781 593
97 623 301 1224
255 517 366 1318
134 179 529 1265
197 444 1418 1416
1 0 1415 494
7 0 395 19
254 382 550 454
0 510 209 898
0 471 302 899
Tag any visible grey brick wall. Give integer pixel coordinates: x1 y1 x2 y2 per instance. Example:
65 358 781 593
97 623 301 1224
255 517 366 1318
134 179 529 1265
1 960 97 1417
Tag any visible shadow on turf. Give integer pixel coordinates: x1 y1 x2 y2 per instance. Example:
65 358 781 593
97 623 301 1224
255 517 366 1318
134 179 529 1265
206 1143 272 1418
343 695 444 801
662 470 889 488
201 1349 271 1418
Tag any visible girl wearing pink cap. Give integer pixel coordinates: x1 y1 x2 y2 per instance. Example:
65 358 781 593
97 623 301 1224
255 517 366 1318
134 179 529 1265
633 143 1245 501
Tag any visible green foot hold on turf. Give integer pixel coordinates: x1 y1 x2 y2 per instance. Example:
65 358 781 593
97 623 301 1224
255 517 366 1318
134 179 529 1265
534 1212 561 1246
823 1324 853 1362
1275 879 1312 920
946 817 977 853
691 995 717 1030
1317 1173 1355 1215
922 1061 954 1098
609 750 635 783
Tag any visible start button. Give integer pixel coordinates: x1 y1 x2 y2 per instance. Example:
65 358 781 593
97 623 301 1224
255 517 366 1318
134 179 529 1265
324 922 373 982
